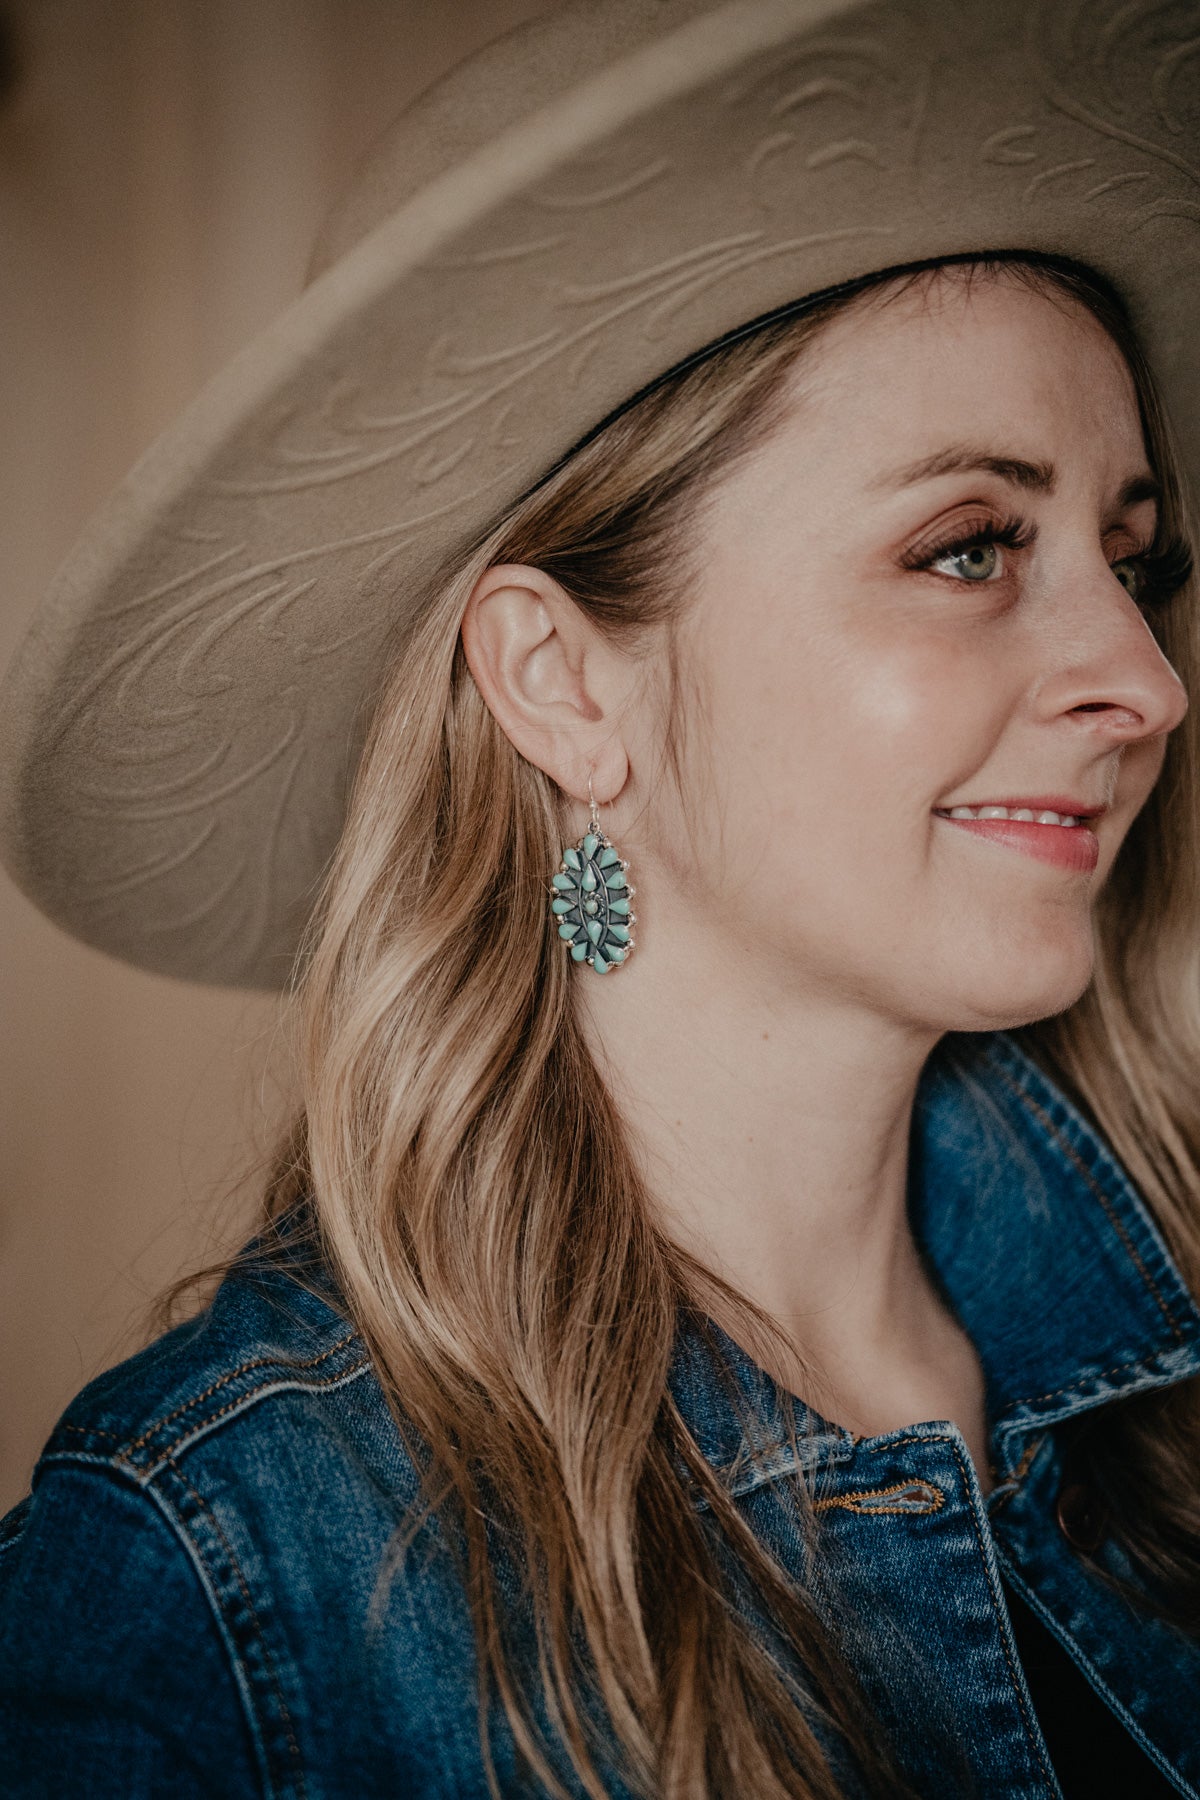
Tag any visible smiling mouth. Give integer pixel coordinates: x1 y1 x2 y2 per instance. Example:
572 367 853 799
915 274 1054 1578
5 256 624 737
931 798 1107 830
932 805 1089 829
932 806 1101 872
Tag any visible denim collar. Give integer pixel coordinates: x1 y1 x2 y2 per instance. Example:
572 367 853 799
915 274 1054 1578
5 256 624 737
670 1028 1200 1494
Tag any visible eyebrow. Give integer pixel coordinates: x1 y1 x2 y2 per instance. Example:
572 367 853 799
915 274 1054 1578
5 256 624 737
871 442 1162 512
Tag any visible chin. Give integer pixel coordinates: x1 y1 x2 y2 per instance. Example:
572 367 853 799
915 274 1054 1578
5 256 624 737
941 906 1097 1024
945 956 1096 1033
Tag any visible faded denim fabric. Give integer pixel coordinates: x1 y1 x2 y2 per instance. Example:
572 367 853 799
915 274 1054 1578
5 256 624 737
2 1029 1199 1797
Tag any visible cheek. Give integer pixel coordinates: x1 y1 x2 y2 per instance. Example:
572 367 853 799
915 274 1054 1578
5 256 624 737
1092 737 1167 886
1121 734 1169 811
717 628 1009 826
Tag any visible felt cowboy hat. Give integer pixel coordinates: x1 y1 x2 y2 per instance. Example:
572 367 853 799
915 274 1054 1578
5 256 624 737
2 0 1199 989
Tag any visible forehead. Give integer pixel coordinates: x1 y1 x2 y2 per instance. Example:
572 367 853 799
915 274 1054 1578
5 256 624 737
773 272 1147 485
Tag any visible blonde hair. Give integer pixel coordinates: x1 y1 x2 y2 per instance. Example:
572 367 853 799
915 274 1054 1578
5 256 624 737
160 254 1200 1797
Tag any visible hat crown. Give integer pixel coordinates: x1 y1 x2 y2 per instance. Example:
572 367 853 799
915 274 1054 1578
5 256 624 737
307 0 720 284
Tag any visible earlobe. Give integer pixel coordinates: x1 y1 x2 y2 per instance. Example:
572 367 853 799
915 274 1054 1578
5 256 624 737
461 562 629 804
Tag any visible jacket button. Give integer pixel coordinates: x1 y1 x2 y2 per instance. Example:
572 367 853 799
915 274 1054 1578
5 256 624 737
1055 1482 1108 1554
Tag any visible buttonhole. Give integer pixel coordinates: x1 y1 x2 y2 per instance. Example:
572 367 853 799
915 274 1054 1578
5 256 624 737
815 1479 945 1517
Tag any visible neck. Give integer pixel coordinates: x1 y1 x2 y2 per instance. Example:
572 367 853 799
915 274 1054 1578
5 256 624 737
575 923 962 1431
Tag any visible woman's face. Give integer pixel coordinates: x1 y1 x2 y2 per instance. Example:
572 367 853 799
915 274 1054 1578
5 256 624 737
645 272 1189 1031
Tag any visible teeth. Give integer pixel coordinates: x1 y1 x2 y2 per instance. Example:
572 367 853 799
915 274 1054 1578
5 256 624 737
941 805 1080 827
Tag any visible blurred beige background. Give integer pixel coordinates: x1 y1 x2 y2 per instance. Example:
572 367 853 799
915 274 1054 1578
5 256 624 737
0 0 552 1516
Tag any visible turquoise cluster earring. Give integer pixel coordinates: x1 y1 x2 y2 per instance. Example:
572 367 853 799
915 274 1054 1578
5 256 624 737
549 781 636 974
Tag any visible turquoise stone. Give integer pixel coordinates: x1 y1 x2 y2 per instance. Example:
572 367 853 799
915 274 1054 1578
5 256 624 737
555 828 632 971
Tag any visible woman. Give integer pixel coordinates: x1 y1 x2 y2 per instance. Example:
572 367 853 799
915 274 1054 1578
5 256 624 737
1 2 1200 1796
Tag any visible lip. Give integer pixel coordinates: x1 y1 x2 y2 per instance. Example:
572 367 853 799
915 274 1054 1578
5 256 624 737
932 812 1100 873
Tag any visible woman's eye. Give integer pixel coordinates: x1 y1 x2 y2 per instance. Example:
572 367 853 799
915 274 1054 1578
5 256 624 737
930 541 1000 582
1111 556 1145 602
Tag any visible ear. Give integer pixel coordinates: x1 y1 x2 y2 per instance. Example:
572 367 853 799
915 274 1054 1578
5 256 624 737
460 562 631 805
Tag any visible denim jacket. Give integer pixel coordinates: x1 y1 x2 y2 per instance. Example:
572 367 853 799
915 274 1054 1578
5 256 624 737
2 1029 1199 1798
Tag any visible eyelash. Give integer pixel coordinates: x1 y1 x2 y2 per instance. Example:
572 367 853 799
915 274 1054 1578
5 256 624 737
902 511 1196 609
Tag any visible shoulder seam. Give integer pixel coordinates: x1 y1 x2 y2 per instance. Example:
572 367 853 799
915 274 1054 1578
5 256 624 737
50 1340 372 1479
124 1328 362 1452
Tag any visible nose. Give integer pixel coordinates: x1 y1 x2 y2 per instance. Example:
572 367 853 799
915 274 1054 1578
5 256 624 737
1039 571 1190 746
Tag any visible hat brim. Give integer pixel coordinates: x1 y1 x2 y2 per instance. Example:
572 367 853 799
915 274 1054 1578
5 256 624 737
3 0 1199 987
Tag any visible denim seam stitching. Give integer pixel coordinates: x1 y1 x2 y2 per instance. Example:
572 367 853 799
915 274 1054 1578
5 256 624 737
14 1457 279 1797
137 1467 279 1799
121 1329 362 1451
987 1433 1045 1515
162 1451 308 1800
1015 1355 1174 1413
147 1363 372 1471
988 1060 1185 1342
866 1429 1059 1790
57 1350 369 1466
